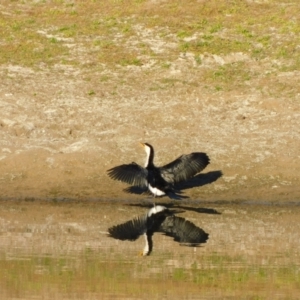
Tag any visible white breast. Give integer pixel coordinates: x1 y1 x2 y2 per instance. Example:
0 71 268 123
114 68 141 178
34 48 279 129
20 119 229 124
148 184 166 196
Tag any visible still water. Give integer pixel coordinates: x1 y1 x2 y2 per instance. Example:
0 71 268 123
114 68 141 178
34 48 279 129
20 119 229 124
0 199 299 299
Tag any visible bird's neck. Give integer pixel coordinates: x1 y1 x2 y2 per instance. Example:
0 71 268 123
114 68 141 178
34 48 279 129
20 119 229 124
145 147 154 168
142 233 150 256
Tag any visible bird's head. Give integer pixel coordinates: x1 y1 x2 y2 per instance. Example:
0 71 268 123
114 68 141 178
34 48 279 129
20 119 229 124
139 250 149 256
140 142 153 154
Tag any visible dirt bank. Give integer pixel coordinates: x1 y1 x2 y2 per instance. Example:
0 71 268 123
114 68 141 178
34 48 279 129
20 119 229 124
1 64 299 201
0 1 299 202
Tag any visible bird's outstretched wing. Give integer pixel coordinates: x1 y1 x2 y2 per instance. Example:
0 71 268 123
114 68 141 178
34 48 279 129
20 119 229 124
108 215 148 241
159 216 209 245
160 153 210 183
107 163 148 187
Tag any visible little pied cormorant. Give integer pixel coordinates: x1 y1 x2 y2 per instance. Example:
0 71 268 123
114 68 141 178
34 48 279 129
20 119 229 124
107 143 210 199
108 205 209 256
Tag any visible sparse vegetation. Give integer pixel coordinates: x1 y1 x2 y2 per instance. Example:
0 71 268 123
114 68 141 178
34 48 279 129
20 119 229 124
0 251 299 298
1 0 300 87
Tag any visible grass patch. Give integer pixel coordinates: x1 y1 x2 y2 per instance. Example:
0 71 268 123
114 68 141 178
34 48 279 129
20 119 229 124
0 17 69 67
1 0 299 71
0 1 299 101
0 251 299 298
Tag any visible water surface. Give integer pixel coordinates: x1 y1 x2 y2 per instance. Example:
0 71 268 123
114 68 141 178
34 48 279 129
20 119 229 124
0 199 299 299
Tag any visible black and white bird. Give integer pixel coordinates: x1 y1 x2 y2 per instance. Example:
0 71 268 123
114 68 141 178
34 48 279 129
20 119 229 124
108 205 209 256
107 143 210 199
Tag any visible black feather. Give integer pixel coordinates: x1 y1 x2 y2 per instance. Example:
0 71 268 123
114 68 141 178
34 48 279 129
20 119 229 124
107 206 209 255
107 163 148 187
159 216 209 245
108 215 148 241
107 144 210 199
160 153 210 183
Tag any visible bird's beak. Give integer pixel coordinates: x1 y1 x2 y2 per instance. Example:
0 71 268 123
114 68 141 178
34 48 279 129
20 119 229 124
139 142 145 148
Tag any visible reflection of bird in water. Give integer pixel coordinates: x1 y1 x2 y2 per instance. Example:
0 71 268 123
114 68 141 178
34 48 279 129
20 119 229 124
107 143 210 199
108 205 209 256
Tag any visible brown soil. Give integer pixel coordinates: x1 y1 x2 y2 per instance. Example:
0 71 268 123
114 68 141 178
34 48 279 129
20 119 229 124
0 62 299 202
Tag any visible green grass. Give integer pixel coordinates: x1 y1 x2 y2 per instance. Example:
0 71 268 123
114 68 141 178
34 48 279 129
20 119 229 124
0 251 299 299
1 0 299 71
0 0 299 98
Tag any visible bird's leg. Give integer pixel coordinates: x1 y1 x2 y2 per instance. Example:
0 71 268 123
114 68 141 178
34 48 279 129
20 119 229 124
150 197 156 207
151 194 156 207
143 193 155 206
142 195 155 207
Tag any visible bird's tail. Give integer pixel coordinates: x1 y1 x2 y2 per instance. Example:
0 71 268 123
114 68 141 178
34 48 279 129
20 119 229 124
167 190 189 200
